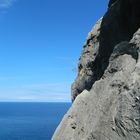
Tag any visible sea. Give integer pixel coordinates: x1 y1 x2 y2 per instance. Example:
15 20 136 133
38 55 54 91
0 102 71 140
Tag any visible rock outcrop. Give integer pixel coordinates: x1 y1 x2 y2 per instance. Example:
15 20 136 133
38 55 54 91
71 0 140 102
52 0 140 140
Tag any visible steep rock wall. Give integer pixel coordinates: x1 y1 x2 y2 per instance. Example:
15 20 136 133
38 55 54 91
71 0 140 101
52 0 140 139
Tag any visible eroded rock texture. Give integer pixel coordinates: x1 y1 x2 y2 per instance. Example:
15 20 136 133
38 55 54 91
52 0 140 140
72 0 140 101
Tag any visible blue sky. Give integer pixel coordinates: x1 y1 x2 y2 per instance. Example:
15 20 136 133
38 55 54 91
0 0 108 102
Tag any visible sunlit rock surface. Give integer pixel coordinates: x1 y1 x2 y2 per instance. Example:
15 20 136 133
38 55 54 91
52 0 140 139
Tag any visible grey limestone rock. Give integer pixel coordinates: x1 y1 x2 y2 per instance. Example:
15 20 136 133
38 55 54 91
71 0 140 102
52 0 140 139
52 28 140 140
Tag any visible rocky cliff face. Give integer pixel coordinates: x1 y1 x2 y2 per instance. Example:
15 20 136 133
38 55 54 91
52 0 140 140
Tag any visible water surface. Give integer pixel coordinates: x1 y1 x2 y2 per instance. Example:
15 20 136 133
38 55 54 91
0 102 71 140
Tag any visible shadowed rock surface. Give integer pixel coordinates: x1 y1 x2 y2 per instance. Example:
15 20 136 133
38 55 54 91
71 0 140 102
52 0 140 139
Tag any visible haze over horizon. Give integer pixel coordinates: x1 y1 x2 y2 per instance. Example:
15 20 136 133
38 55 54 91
0 0 108 102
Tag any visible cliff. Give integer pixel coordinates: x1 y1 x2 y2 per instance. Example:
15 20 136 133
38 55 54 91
52 0 140 140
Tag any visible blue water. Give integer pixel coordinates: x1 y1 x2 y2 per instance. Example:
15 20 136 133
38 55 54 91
0 102 71 140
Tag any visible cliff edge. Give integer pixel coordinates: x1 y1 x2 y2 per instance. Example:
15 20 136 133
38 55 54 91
52 0 140 139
